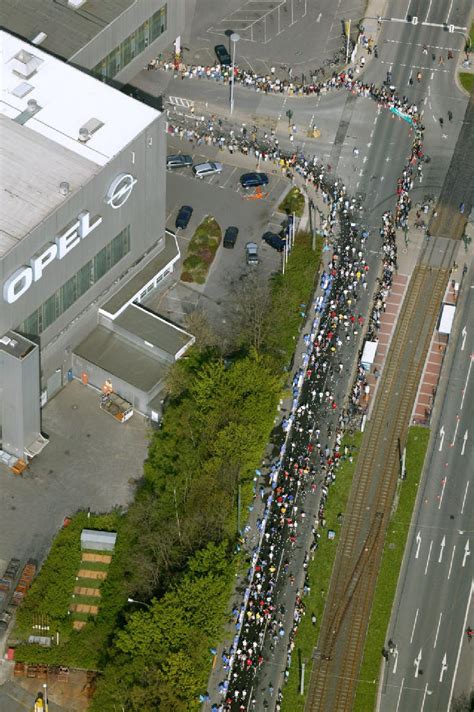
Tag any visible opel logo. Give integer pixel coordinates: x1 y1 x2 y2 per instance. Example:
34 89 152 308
105 173 137 209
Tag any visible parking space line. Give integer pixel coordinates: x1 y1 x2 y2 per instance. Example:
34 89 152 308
221 166 238 188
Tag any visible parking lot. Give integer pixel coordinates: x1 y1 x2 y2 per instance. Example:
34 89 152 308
145 140 292 329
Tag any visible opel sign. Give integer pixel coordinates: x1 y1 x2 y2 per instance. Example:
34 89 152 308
3 174 137 304
3 212 103 304
105 173 137 209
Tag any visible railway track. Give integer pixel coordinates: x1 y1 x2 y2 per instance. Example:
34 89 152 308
305 237 457 712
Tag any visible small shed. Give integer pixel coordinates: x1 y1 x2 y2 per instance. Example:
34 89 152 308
438 303 456 335
361 340 378 371
80 529 117 552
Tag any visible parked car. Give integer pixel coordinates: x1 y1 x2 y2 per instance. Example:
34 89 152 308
263 231 286 252
240 172 269 188
223 226 239 248
192 161 223 178
175 205 193 230
246 242 259 265
214 44 232 66
166 154 193 169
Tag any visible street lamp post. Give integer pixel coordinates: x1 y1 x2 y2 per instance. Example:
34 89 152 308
230 33 240 114
127 597 151 609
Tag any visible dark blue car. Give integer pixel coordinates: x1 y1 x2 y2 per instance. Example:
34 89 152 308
262 232 286 252
240 172 269 188
175 205 193 230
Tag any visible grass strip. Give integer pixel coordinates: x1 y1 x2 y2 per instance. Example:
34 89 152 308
281 432 363 711
181 216 221 284
266 232 323 366
353 426 430 712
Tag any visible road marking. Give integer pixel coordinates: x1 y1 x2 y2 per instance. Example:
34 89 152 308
420 683 433 712
388 18 467 31
379 60 449 73
220 166 237 188
439 652 448 682
461 429 468 455
393 647 399 673
425 540 433 573
438 536 446 563
450 415 460 447
439 425 445 450
395 677 405 712
415 530 422 559
363 156 368 163
445 0 455 24
434 611 443 647
438 477 447 509
461 326 467 350
424 0 433 23
460 356 473 409
386 40 460 51
462 539 470 567
414 648 422 678
461 481 469 514
317 12 322 22
447 545 456 579
410 608 419 643
447 581 474 710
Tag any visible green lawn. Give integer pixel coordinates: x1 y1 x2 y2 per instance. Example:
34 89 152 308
279 186 306 217
353 426 431 712
181 216 221 284
459 72 474 94
282 433 363 711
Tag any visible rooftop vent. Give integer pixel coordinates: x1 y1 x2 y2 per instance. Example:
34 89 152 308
59 182 70 196
0 336 18 349
12 50 43 80
68 0 87 8
31 32 48 46
27 98 39 112
11 82 34 99
78 117 104 143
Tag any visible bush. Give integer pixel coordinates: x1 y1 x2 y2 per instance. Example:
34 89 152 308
279 186 306 217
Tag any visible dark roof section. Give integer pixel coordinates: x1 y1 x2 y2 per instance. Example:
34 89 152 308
0 0 132 60
100 232 180 317
115 304 194 359
74 325 168 394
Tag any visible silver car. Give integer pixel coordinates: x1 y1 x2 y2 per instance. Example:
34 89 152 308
192 161 223 178
246 242 259 265
166 154 193 169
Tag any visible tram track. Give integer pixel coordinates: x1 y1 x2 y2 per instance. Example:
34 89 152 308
305 237 456 712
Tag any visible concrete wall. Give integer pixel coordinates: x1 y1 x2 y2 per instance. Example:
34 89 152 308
0 112 167 390
71 353 151 415
1 343 40 459
69 0 185 86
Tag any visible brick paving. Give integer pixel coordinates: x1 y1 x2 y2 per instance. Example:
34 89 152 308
363 273 410 415
411 278 458 423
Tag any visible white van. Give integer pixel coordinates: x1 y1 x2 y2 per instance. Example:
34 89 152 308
192 161 223 178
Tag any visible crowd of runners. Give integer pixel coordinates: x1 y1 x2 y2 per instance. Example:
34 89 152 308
161 57 427 711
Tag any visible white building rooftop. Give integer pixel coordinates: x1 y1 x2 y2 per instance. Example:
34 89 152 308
0 30 160 258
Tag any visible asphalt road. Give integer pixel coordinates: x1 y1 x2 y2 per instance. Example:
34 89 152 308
379 271 474 712
182 0 365 79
